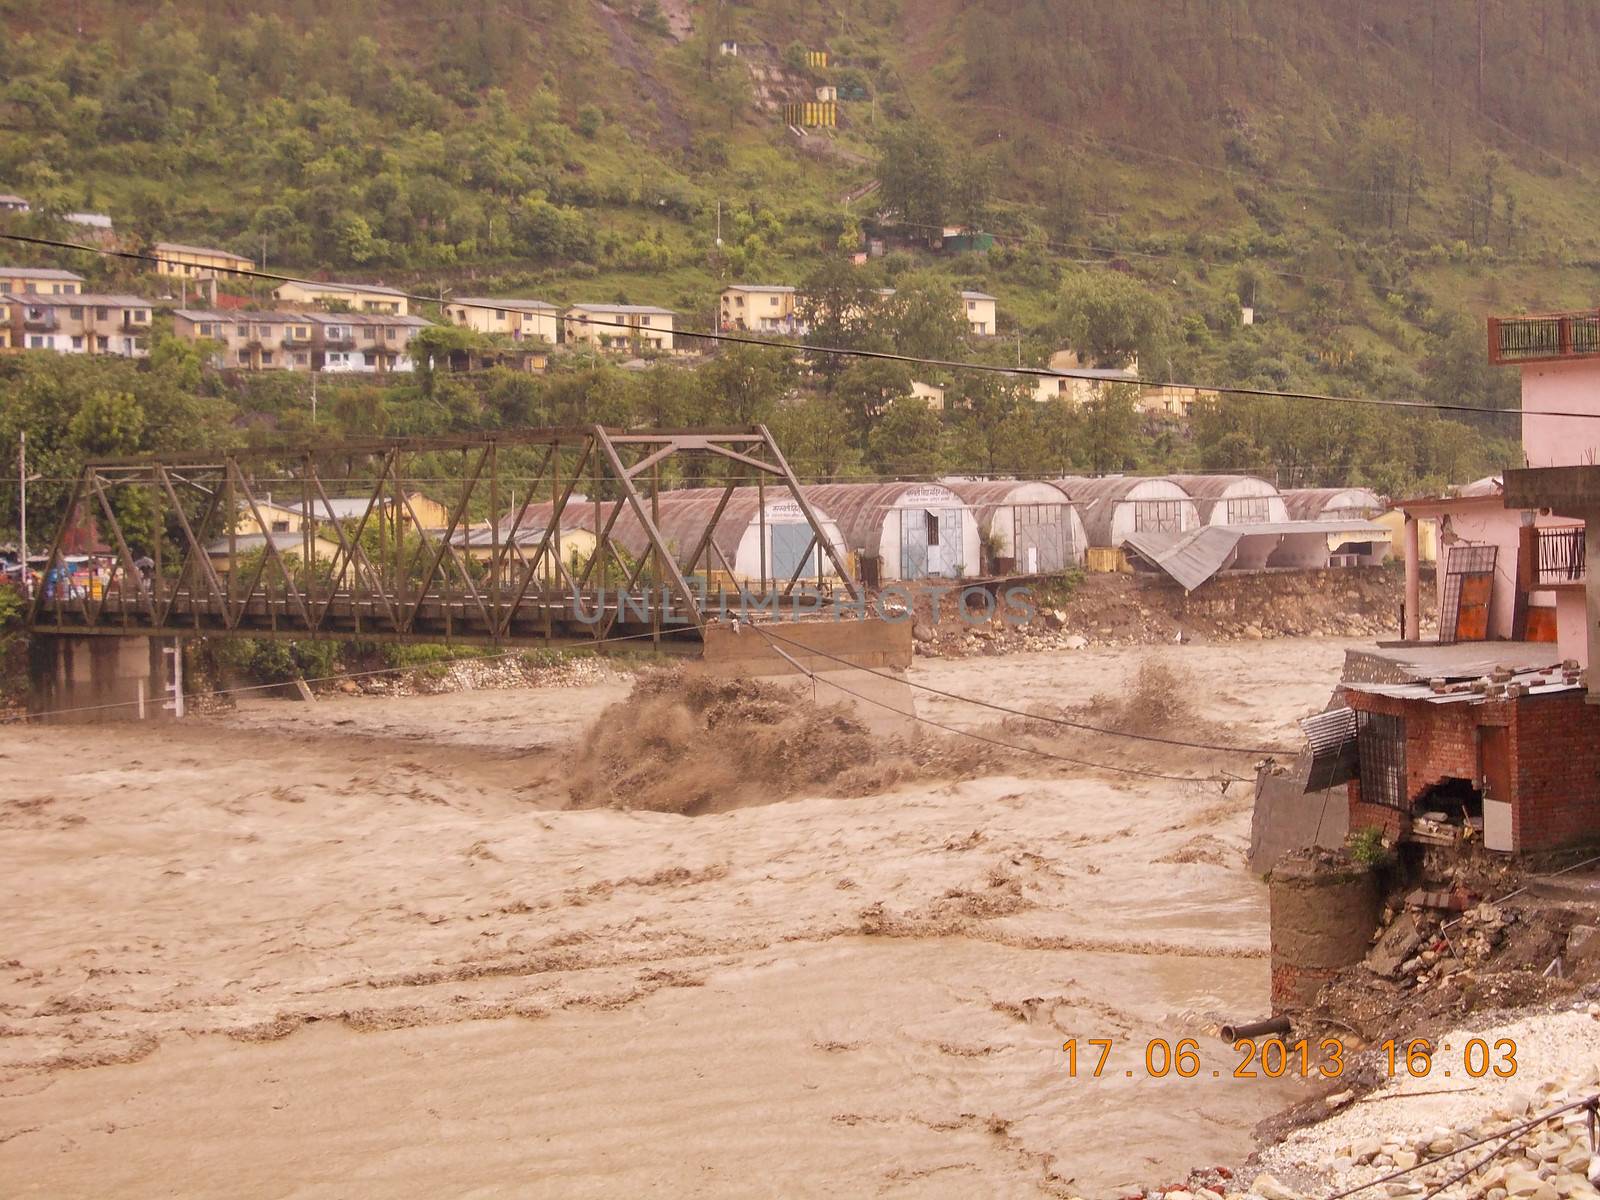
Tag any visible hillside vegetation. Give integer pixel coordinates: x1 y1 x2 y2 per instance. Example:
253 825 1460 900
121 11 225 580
3 0 1597 513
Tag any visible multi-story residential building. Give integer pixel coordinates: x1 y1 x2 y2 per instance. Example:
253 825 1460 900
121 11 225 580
152 241 253 279
719 284 804 334
174 309 318 371
960 290 997 336
564 303 676 351
0 299 11 351
9 293 152 356
174 309 433 373
311 313 432 373
273 280 411 316
0 267 84 295
444 297 560 343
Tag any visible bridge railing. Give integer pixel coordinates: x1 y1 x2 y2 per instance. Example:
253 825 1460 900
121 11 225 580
29 425 860 646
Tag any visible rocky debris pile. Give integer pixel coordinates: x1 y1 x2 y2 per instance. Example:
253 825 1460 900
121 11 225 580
1301 861 1600 1043
355 652 617 697
1248 1012 1600 1199
902 568 1424 659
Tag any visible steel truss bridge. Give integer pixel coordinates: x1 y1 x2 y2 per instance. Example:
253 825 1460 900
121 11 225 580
29 425 861 647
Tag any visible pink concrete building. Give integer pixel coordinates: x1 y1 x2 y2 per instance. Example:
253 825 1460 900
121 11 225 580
1395 312 1597 662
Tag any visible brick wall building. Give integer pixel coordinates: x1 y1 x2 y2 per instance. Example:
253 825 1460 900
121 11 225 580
1345 686 1600 853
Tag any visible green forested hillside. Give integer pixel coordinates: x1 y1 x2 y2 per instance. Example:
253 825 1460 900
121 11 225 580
2 0 1597 501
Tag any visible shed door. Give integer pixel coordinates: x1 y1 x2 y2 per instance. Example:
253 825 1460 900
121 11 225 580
899 510 929 579
1442 544 1497 644
770 523 817 582
1014 504 1066 573
927 509 962 577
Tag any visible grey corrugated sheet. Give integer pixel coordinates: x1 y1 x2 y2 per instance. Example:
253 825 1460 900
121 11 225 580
1123 519 1391 591
1299 706 1359 792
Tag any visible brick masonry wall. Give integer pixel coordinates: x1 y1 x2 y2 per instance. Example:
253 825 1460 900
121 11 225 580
1346 687 1600 853
1510 692 1600 853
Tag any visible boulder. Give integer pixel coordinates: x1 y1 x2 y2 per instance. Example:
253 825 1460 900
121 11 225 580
1368 912 1426 977
1248 1175 1302 1200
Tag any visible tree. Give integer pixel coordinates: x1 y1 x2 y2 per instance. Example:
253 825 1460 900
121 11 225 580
1055 271 1171 370
877 120 951 231
867 396 945 477
873 271 968 361
829 359 914 433
766 396 858 479
1078 384 1140 473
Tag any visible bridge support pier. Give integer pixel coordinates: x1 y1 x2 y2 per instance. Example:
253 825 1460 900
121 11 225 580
28 636 184 723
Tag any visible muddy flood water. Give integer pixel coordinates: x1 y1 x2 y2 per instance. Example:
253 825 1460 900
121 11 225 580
0 638 1361 1197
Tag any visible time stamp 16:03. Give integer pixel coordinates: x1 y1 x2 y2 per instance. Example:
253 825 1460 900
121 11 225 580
1063 1037 1519 1080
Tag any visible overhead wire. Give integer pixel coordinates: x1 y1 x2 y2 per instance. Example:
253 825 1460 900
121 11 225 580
1321 1093 1600 1200
745 622 1239 785
0 230 1583 422
750 621 1293 757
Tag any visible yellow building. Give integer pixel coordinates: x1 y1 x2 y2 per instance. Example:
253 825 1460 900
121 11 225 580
720 284 800 333
960 290 996 336
273 280 411 316
233 492 451 536
1137 383 1219 417
205 530 342 576
563 303 676 352
0 267 84 295
0 301 10 350
444 297 559 344
152 241 253 279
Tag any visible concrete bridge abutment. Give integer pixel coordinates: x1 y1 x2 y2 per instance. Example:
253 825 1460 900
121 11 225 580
28 636 183 723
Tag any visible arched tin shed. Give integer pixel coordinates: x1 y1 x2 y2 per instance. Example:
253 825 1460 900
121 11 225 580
1281 487 1383 521
802 482 981 581
1166 475 1290 525
498 489 849 584
1277 486 1389 566
1056 476 1198 548
943 479 1085 573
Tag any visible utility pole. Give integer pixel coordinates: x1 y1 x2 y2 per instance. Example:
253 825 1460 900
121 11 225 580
310 370 318 424
17 431 25 598
715 199 722 249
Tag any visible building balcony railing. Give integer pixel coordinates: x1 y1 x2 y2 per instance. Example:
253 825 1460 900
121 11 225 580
1536 525 1585 587
1488 311 1600 365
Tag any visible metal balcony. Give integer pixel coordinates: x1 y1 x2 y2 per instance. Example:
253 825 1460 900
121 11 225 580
1488 311 1600 365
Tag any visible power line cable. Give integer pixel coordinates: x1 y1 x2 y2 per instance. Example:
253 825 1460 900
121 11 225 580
0 230 1581 422
746 622 1239 785
1321 1093 1599 1200
751 621 1293 756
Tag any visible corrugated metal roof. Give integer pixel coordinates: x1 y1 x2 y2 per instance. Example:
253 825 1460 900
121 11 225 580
1124 519 1391 590
486 488 843 572
1299 706 1359 792
1055 475 1188 504
1282 487 1383 520
1165 474 1278 499
1058 476 1193 546
451 297 558 311
801 482 964 553
1345 679 1581 704
0 266 84 280
942 479 1072 525
1165 474 1281 521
